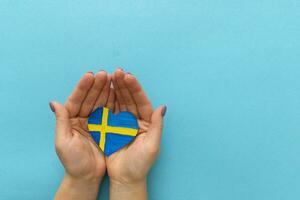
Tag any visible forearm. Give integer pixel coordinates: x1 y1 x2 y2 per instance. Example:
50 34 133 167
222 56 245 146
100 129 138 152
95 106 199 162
54 174 101 200
109 179 147 200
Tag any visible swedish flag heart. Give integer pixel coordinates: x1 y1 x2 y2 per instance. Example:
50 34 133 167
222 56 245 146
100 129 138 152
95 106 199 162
88 107 138 156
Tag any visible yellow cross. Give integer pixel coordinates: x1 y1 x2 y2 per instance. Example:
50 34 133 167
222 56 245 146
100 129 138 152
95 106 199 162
88 107 138 151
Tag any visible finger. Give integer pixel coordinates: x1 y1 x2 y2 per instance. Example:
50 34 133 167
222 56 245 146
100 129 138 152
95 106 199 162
124 73 153 121
78 71 107 117
50 101 72 141
114 99 120 113
146 106 167 146
106 87 115 111
137 120 150 134
65 72 94 117
112 71 127 111
115 69 139 117
94 75 111 109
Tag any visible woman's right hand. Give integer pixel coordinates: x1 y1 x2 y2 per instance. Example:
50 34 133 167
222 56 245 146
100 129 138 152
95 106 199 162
51 71 113 200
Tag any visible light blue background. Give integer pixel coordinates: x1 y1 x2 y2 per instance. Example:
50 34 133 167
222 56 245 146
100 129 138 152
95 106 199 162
0 1 299 199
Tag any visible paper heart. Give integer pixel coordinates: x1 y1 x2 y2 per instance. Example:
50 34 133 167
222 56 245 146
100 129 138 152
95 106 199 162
88 107 138 156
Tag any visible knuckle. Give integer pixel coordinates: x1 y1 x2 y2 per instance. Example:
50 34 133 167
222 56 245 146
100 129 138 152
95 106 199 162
158 123 163 131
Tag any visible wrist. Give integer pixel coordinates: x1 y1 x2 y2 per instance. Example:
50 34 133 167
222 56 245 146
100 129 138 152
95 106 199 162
64 173 101 188
64 172 103 185
54 173 101 200
109 179 147 200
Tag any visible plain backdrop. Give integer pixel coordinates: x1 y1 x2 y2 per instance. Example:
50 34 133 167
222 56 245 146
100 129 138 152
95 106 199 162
0 1 300 200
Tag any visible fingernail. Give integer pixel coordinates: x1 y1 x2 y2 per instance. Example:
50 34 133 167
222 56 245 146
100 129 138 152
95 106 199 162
161 106 167 117
117 67 123 71
127 72 133 75
98 70 106 74
87 71 94 75
49 102 55 112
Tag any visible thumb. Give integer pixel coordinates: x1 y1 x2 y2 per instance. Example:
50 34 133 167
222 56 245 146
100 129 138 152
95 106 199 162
147 105 167 145
49 101 72 141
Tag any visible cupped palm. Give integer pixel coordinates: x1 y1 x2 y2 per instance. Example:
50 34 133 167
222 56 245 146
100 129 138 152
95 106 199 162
52 71 112 180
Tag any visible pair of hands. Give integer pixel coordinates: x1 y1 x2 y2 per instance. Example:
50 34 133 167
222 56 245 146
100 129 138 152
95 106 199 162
50 69 166 200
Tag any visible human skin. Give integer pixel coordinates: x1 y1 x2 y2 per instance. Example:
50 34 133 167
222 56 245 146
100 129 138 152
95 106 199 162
51 69 166 200
107 69 167 200
51 71 114 200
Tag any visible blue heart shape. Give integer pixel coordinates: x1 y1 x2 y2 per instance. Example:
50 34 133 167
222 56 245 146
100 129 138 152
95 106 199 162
88 107 138 156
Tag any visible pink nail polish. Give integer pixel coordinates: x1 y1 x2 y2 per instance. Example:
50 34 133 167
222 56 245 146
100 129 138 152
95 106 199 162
161 106 167 117
49 102 55 112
